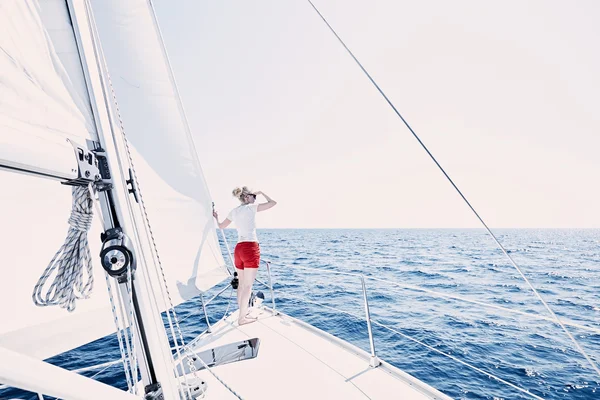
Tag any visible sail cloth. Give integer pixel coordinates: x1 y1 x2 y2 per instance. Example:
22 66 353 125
89 0 228 307
0 0 96 178
0 0 114 359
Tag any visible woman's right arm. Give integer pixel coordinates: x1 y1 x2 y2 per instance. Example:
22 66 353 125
212 211 232 229
256 191 277 212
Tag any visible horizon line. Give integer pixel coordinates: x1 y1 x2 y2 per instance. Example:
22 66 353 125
217 227 600 230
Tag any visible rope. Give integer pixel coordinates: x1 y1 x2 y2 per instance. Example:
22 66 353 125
88 181 140 394
108 81 194 397
371 320 545 400
85 6 192 397
213 203 235 275
222 286 235 319
88 5 243 397
32 185 95 312
181 343 244 400
306 0 600 379
89 361 119 380
124 266 139 394
72 359 122 375
220 230 235 274
104 274 135 392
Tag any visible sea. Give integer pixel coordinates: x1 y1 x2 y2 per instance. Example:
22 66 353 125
2 229 599 399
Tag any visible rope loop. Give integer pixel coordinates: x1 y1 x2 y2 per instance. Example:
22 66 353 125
68 211 93 232
32 185 95 312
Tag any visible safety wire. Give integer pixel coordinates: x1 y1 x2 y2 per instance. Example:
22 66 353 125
306 0 600 379
280 292 544 400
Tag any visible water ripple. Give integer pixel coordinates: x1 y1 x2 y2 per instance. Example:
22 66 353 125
2 229 598 400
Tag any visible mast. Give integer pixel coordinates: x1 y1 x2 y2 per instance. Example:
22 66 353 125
66 0 181 398
3 0 227 396
1 0 181 398
0 92 176 398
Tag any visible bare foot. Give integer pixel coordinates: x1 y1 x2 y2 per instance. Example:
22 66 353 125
238 317 257 326
245 311 258 320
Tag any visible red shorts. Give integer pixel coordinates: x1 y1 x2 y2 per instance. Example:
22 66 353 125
234 242 260 269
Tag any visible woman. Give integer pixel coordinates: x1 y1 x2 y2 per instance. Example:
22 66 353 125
213 186 277 325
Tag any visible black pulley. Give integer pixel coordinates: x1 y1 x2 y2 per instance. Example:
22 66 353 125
100 228 135 278
231 272 239 290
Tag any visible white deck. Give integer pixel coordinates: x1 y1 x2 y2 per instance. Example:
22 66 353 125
185 308 451 400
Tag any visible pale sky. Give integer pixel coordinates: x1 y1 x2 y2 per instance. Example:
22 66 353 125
153 0 600 228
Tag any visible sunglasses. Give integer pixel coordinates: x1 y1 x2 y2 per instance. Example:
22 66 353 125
247 194 256 198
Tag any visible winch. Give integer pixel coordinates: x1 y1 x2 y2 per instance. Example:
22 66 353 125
100 227 136 279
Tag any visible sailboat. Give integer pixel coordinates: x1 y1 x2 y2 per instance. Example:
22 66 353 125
2 1 598 399
0 0 452 398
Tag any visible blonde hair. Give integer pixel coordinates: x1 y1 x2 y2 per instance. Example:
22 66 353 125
232 186 253 203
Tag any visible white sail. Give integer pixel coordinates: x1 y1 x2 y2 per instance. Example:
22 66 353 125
0 0 114 360
89 0 229 308
0 0 93 178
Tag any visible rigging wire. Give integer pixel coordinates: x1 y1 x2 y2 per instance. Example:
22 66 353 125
288 264 600 334
306 0 600 379
83 2 194 396
281 292 544 400
86 0 246 397
87 185 140 394
104 274 136 392
213 202 236 275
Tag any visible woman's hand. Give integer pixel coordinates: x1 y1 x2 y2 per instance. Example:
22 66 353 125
254 191 263 196
212 210 219 219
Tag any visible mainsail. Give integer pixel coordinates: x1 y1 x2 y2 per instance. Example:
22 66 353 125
0 0 113 360
89 0 229 309
1 0 228 362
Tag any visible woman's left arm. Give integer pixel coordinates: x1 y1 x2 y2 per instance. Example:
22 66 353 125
212 210 232 229
256 191 277 212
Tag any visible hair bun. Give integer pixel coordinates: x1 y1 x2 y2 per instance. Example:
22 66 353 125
232 187 243 198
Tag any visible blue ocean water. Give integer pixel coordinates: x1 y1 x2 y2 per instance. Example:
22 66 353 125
2 229 599 399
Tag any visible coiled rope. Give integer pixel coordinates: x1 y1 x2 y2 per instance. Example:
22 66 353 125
32 184 95 312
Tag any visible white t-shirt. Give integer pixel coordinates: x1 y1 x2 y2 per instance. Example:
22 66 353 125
227 203 259 243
